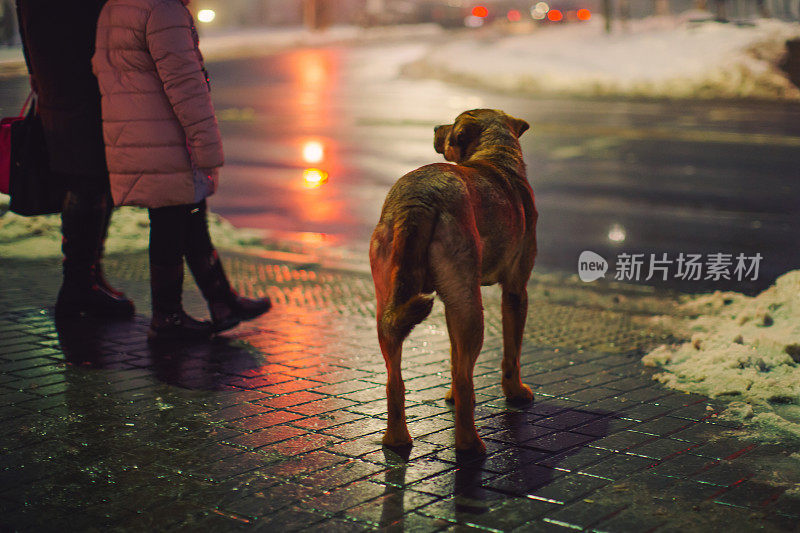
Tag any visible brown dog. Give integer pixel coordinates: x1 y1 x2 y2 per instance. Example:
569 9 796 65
369 109 537 453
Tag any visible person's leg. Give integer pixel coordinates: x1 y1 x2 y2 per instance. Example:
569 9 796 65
93 189 125 297
183 200 271 332
56 174 134 317
147 203 210 341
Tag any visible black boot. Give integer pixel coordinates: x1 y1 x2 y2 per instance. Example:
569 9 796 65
92 263 127 298
148 263 211 342
56 190 135 318
55 272 136 318
186 251 271 333
93 195 131 300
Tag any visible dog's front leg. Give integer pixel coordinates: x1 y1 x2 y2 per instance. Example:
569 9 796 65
501 286 534 404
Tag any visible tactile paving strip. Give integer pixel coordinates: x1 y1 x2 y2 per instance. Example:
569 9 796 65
104 251 677 355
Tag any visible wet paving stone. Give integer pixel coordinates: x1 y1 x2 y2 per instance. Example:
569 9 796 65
1 252 797 531
541 498 628 530
578 452 656 481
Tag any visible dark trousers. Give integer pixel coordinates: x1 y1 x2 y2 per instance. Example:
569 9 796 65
59 172 113 282
148 200 215 267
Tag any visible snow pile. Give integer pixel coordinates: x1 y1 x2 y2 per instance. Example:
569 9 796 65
199 23 443 60
0 24 443 69
0 193 264 259
643 270 800 440
404 16 800 100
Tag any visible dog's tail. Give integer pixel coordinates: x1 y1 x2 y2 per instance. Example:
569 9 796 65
379 206 437 342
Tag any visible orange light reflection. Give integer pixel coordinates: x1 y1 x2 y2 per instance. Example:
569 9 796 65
302 168 329 188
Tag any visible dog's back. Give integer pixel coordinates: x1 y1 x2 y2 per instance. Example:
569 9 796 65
371 156 535 342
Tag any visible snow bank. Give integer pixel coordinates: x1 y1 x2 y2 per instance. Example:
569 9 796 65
0 24 444 68
403 16 800 100
0 194 264 259
643 270 800 440
199 23 443 60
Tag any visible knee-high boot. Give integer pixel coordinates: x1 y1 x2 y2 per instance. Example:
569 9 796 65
148 263 211 342
185 251 271 333
93 192 127 298
56 190 135 318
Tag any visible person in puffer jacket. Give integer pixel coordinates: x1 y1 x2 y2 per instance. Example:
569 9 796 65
93 0 270 341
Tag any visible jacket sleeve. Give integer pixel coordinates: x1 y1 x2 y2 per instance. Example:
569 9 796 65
145 0 223 169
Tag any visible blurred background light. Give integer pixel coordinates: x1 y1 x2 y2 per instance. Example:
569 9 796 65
464 15 484 27
471 5 489 18
303 168 329 188
302 140 325 164
608 223 627 243
197 9 216 23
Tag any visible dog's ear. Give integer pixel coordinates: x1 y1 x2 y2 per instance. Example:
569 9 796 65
434 124 450 155
509 117 529 138
453 121 481 152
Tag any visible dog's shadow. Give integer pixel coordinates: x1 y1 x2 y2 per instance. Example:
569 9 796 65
55 315 265 390
378 401 615 530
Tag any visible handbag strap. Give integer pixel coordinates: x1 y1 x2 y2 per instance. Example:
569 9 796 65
19 91 34 118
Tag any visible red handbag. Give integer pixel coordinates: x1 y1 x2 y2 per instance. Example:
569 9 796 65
0 92 34 195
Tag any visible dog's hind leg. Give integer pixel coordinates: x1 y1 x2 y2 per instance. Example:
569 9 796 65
377 328 412 447
371 225 414 448
431 230 485 454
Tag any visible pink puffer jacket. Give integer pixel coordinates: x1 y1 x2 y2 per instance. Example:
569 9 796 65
92 0 224 208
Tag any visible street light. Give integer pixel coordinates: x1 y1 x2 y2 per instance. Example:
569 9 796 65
302 141 324 164
197 9 216 23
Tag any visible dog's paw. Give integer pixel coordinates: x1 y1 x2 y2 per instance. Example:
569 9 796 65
455 433 486 455
503 382 534 404
444 388 455 404
382 428 412 448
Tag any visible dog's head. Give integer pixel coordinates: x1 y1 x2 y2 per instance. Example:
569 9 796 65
434 109 529 163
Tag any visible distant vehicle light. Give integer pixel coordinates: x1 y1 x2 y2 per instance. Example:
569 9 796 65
507 9 522 22
302 141 324 164
197 9 216 23
547 9 563 21
577 8 592 21
303 168 328 188
607 223 626 243
464 15 484 27
472 6 489 18
531 2 550 19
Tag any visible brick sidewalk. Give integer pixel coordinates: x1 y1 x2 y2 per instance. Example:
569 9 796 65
1 251 798 532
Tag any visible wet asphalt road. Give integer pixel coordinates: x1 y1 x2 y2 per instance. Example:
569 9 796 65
206 42 800 294
2 39 798 293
